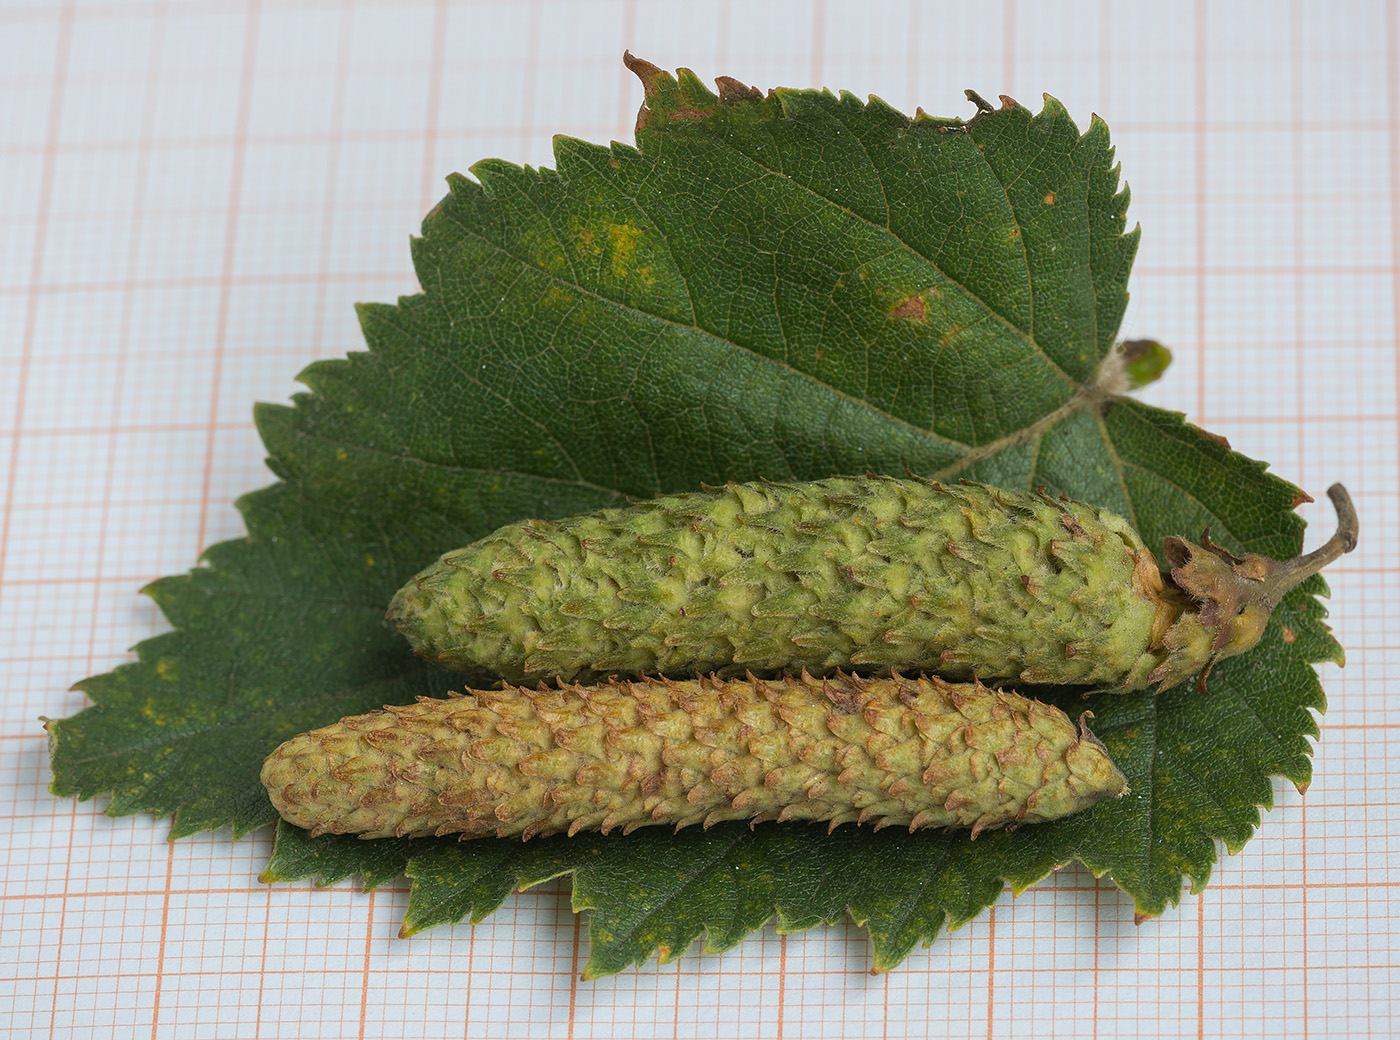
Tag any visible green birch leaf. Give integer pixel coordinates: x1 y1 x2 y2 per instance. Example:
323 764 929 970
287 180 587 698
49 59 1341 976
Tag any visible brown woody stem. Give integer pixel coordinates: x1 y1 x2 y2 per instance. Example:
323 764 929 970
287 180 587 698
1260 483 1358 606
1149 483 1358 694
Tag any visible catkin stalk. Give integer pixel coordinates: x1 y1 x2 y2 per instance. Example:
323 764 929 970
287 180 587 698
261 673 1128 841
387 478 1356 694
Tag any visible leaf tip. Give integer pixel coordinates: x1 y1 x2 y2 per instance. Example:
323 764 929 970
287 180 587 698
1038 92 1070 120
675 66 716 104
715 74 762 104
622 50 667 95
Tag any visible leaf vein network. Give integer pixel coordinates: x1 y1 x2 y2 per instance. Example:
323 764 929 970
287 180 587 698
699 122 1077 391
437 208 973 457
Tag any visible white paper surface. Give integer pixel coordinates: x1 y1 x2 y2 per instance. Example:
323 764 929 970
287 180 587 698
2 1 1397 1037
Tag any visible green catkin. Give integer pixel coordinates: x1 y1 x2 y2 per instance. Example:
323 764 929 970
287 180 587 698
387 477 1356 694
260 673 1128 841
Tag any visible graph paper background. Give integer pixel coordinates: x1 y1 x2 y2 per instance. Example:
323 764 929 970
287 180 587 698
2 0 1397 1036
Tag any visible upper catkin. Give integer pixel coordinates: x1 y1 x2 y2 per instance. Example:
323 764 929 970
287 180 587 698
387 478 1356 693
260 673 1128 841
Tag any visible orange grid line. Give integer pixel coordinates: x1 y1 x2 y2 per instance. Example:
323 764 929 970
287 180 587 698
0 0 387 25
9 12 78 1039
356 889 375 1040
0 123 630 162
1197 888 1206 1040
418 0 450 217
567 911 582 1038
0 4 72 603
150 4 255 1036
10 127 1400 166
7 957 1400 987
0 270 411 297
984 904 996 1039
20 875 1400 907
1193 0 1208 433
4 263 1399 302
1287 10 1314 1033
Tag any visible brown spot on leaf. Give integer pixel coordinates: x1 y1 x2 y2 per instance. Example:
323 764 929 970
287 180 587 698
999 94 1020 109
1200 429 1232 450
669 107 711 121
1043 191 1056 205
715 75 762 103
890 293 927 321
940 324 963 345
1281 625 1297 644
1291 491 1315 509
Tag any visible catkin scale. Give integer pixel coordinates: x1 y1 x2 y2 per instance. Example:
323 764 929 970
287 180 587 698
388 477 1356 694
260 674 1128 840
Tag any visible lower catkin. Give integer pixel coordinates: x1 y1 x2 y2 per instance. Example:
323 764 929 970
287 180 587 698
261 673 1128 841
